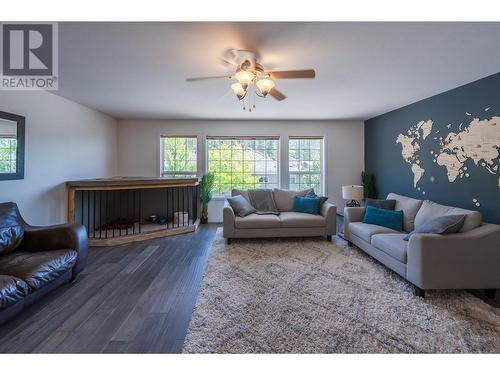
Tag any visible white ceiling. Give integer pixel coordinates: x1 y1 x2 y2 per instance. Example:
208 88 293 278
56 22 500 120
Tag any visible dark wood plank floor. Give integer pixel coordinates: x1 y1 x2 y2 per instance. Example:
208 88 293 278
0 224 219 353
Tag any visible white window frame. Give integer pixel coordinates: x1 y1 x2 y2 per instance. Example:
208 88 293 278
287 136 325 195
160 135 198 177
205 136 281 197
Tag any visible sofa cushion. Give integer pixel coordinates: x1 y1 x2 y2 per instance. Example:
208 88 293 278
227 195 256 217
362 205 403 231
279 212 326 228
386 193 423 232
0 250 78 291
372 234 409 263
349 222 399 243
414 200 482 233
365 198 396 210
404 214 465 240
234 213 281 229
273 188 313 212
0 202 25 256
0 275 29 309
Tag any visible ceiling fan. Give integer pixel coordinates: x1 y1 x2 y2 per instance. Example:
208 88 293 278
186 49 315 111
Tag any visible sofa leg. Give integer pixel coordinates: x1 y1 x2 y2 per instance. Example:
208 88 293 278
226 238 231 245
485 289 496 299
347 241 353 247
326 235 332 242
414 286 425 298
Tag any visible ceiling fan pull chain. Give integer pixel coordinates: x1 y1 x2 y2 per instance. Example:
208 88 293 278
252 85 256 110
249 87 252 112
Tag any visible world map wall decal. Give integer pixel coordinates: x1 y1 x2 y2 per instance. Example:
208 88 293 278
395 107 500 202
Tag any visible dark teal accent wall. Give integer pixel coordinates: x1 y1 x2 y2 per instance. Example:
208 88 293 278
365 72 500 223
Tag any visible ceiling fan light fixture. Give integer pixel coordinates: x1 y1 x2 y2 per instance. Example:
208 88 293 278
231 82 246 100
234 69 255 88
256 77 276 97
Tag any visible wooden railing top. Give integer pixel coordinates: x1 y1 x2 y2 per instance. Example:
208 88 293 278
66 176 200 190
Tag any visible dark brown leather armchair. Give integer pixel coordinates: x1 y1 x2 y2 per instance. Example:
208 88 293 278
0 202 88 325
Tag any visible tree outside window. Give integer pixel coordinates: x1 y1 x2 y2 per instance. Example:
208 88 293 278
161 136 197 177
289 137 324 194
207 137 279 196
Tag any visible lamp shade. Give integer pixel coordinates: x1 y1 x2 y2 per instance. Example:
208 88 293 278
342 185 364 200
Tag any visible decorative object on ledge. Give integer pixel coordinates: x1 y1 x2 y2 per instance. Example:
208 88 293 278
66 177 200 246
342 185 364 207
361 171 377 199
200 172 215 224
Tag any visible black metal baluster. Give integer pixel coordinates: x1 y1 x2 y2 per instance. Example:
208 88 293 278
112 190 116 238
175 187 181 228
133 190 136 234
99 190 102 239
101 190 109 238
182 186 185 227
168 187 172 229
188 186 191 224
138 190 142 233
165 187 168 229
87 191 90 237
126 190 129 236
80 191 84 228
93 190 96 239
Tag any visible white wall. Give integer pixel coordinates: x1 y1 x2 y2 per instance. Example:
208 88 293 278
117 119 364 222
0 91 118 225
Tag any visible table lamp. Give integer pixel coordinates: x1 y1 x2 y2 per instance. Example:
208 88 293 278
342 185 364 207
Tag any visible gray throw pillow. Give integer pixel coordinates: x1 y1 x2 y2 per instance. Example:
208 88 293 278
227 195 256 217
231 188 251 202
366 198 396 210
404 214 466 241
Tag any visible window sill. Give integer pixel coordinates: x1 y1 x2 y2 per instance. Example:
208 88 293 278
211 196 229 201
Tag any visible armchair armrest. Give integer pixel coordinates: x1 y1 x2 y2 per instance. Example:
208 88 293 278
407 223 500 289
343 207 365 241
223 201 236 238
23 224 88 277
320 202 336 235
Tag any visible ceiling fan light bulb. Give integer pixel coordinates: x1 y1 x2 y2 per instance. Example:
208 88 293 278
235 69 255 85
256 77 276 96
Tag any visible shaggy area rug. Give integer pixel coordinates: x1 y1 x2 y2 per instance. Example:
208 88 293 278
183 229 500 353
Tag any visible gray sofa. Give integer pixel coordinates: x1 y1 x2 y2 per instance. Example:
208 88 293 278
223 188 336 243
344 193 500 297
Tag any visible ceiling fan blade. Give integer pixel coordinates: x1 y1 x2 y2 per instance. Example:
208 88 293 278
268 69 316 80
186 75 231 82
269 88 287 101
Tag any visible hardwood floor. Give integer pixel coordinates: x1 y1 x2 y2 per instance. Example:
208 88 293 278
0 224 219 353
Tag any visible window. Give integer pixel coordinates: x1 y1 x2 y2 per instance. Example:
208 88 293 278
289 137 324 194
0 136 17 174
207 137 280 196
161 136 197 177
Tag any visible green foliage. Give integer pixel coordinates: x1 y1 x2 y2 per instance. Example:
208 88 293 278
200 172 216 206
207 141 272 195
163 137 197 175
0 138 17 173
361 171 377 199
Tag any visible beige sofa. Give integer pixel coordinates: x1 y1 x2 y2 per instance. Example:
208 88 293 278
223 188 336 243
344 193 500 297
